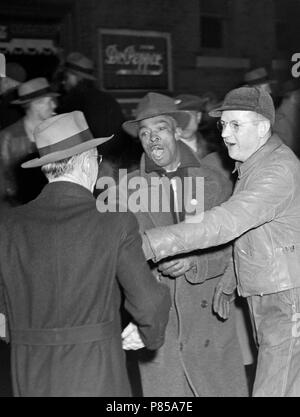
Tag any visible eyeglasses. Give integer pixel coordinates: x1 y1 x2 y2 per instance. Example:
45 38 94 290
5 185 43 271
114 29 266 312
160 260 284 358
90 154 103 166
217 119 262 133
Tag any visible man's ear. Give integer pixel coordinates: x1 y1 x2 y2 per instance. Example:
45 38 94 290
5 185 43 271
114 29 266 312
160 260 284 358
174 127 182 141
258 120 270 137
81 154 90 175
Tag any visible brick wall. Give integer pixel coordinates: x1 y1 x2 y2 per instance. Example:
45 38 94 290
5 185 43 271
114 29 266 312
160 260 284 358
64 0 296 100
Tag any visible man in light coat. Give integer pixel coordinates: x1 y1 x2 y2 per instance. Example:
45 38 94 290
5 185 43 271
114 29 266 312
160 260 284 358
142 86 300 397
0 110 171 397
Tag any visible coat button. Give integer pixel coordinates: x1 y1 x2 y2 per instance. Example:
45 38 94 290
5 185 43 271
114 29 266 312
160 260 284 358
201 300 208 308
204 339 210 347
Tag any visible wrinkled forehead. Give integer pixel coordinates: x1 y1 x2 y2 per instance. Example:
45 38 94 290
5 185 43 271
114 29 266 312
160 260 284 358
221 110 258 122
138 115 175 129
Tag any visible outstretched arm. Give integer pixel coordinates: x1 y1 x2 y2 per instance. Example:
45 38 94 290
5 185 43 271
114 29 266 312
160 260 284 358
142 163 292 262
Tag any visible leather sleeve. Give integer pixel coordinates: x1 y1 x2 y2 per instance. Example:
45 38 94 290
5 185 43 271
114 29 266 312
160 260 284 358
144 162 293 262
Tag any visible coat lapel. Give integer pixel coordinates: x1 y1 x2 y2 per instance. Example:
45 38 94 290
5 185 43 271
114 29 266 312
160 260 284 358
133 156 174 229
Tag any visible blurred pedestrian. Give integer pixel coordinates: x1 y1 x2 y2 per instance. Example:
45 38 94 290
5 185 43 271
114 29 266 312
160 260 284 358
59 52 124 150
0 62 27 129
0 77 58 207
243 67 273 94
175 93 234 179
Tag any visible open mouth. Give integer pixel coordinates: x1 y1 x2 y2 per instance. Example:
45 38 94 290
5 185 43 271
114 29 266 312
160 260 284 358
151 145 164 160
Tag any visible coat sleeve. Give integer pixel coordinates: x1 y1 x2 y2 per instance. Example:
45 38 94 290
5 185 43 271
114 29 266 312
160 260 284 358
144 162 294 262
116 213 171 350
184 167 234 284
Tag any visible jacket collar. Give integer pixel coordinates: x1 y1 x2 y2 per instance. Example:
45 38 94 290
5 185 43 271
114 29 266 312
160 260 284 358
39 181 94 201
144 140 201 174
234 134 283 179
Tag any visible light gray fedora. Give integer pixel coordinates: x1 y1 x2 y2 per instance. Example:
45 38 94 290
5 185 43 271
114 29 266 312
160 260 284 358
22 111 113 168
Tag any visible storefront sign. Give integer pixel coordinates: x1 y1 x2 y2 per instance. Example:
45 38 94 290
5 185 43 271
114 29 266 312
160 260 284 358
98 29 173 91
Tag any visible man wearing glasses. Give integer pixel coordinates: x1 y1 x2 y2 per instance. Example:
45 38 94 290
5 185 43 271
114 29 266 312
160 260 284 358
142 86 300 397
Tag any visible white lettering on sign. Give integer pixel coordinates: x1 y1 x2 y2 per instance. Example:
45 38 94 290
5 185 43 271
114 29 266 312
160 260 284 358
291 53 300 78
105 44 164 75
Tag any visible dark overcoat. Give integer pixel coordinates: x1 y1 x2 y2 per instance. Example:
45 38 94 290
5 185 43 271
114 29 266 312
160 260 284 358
127 142 248 397
0 181 170 397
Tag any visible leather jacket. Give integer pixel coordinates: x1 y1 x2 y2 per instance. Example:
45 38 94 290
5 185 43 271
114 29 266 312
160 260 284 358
144 135 300 297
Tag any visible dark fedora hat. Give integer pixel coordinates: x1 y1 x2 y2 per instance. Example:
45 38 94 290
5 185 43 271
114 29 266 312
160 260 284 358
12 77 59 105
65 52 96 81
122 92 191 137
22 111 113 168
243 67 274 86
175 94 209 112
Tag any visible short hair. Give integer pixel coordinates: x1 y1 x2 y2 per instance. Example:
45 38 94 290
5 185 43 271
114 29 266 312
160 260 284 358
41 150 93 180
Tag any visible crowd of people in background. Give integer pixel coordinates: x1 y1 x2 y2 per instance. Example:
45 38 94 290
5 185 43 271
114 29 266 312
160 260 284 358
0 51 300 397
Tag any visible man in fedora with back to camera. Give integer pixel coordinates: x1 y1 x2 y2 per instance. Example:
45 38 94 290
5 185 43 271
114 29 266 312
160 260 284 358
0 110 171 397
142 86 300 396
0 77 58 208
116 92 248 397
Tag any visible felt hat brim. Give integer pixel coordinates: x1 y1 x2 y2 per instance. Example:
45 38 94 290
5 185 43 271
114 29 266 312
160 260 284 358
22 135 113 168
66 67 96 81
123 111 191 137
12 91 60 105
208 104 257 118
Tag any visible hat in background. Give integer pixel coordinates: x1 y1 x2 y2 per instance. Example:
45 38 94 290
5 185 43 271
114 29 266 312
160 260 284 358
243 67 274 86
6 62 27 83
123 92 191 137
22 111 113 168
209 86 275 125
12 77 59 105
65 52 96 81
175 94 209 112
0 62 27 95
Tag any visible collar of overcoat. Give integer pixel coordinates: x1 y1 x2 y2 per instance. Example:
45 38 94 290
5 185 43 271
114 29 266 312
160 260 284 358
234 134 283 179
37 181 95 204
130 140 207 228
